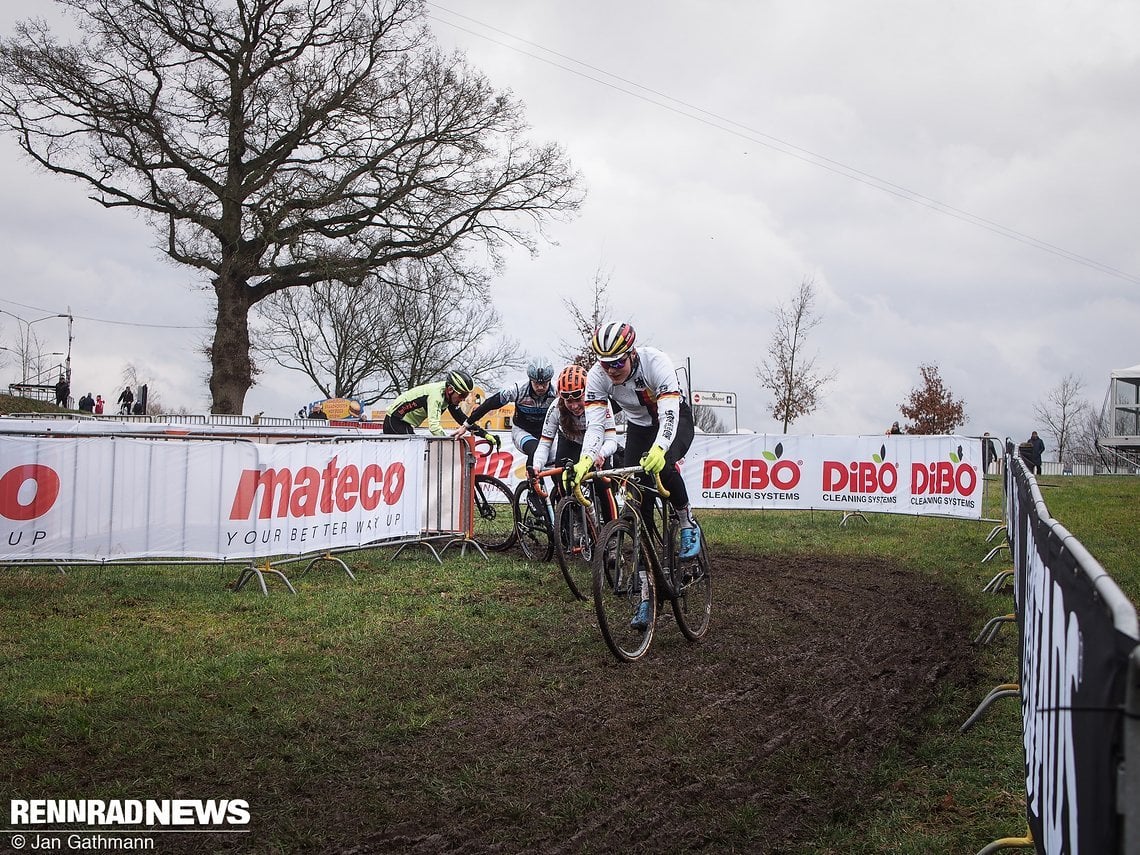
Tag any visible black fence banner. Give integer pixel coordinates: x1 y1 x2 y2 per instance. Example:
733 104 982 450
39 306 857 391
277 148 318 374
1008 454 1138 854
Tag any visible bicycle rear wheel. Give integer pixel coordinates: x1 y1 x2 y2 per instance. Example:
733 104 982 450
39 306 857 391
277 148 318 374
592 518 655 662
668 522 713 641
513 480 554 561
552 493 600 601
471 474 517 551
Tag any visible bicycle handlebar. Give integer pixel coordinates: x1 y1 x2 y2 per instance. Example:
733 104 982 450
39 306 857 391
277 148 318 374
529 465 564 499
572 465 668 507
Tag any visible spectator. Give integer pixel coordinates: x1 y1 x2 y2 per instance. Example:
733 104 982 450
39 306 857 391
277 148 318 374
117 386 134 415
54 374 70 408
94 395 104 415
77 392 95 413
981 432 998 474
1028 430 1045 475
132 400 145 415
887 421 903 435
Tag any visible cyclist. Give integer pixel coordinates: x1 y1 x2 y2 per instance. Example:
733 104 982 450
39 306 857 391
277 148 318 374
456 358 556 464
532 363 620 517
383 370 484 437
566 321 699 629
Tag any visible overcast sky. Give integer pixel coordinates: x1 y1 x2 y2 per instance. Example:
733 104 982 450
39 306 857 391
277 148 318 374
2 0 1137 449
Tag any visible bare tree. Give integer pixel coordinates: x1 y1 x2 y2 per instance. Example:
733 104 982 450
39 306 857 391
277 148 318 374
1033 374 1090 465
1 0 582 414
559 267 614 369
255 259 521 402
0 320 48 383
756 277 834 433
1069 407 1110 468
692 405 726 433
119 361 174 413
899 364 966 434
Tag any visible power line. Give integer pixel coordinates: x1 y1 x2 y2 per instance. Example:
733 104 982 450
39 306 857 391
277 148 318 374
428 4 1140 286
0 297 208 330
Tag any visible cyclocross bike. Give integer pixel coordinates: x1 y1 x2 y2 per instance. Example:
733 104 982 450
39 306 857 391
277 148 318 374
552 468 618 601
468 437 516 552
512 463 565 562
583 465 712 662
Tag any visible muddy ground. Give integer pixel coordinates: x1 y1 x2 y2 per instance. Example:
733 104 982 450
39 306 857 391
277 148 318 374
331 550 976 854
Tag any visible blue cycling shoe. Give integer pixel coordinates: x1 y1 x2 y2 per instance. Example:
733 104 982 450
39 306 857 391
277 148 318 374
679 524 701 559
629 599 652 631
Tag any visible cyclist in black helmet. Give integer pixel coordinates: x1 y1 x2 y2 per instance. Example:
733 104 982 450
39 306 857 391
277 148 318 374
383 370 480 437
456 357 556 464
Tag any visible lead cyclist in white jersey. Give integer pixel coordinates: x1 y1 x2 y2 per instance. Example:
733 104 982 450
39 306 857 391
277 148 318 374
566 321 700 568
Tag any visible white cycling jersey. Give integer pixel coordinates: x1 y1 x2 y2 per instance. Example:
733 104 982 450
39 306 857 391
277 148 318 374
583 346 683 460
532 400 618 472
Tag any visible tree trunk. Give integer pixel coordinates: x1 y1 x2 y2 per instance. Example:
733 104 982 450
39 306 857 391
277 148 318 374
209 274 254 415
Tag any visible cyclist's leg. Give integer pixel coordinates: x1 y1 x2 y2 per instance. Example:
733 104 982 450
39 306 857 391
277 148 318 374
512 427 540 466
382 415 413 435
663 403 701 557
551 435 584 504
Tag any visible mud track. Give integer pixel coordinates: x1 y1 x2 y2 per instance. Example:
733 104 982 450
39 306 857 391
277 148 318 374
337 551 975 854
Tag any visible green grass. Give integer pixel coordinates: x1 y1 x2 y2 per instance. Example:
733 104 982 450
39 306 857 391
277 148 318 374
0 472 1135 853
0 391 72 415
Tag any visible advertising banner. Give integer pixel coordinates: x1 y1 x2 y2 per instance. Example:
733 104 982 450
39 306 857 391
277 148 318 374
1009 455 1137 855
475 432 983 519
0 436 425 562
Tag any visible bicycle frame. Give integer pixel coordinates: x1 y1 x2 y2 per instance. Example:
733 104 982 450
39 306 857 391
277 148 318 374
584 464 711 662
576 465 667 576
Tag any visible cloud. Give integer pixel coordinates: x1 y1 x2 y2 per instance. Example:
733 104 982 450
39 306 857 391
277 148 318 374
2 0 1137 452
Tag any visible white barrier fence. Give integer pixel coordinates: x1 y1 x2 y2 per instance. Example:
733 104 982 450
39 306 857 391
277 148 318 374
0 427 472 563
0 422 983 566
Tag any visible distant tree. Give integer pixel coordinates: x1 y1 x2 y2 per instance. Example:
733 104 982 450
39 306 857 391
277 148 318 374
1070 407 1110 468
0 0 582 414
559 267 613 369
756 277 834 433
0 320 47 384
120 361 172 413
1032 374 1090 465
254 259 521 402
693 405 726 433
899 364 966 434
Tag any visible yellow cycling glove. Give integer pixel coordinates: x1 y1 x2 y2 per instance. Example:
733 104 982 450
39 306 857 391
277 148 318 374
564 454 594 491
640 444 667 475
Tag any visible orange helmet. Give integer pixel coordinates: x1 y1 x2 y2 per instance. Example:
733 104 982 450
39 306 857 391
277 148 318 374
558 364 588 400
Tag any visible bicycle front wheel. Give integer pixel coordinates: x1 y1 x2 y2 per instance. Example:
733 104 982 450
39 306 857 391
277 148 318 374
471 475 517 552
513 480 554 562
552 494 600 601
592 518 655 662
668 524 713 641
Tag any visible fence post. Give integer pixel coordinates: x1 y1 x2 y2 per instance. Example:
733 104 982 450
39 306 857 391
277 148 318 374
1125 647 1140 855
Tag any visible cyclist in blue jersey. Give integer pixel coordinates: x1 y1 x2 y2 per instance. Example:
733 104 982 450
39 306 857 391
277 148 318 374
457 358 556 464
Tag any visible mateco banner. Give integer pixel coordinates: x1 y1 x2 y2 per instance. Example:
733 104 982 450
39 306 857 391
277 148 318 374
0 436 424 561
476 432 982 519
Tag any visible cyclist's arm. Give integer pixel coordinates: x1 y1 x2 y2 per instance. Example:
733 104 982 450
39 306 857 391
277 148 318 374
425 384 449 436
464 390 508 427
581 364 612 462
642 347 683 453
531 406 560 472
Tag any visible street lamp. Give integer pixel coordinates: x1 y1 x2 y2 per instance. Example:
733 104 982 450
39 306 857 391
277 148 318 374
0 308 74 384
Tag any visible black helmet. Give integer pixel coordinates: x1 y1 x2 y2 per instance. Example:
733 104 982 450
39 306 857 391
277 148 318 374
446 369 474 394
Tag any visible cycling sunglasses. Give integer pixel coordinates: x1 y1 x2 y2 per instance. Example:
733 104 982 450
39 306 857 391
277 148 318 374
560 389 584 401
600 356 629 371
